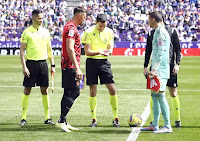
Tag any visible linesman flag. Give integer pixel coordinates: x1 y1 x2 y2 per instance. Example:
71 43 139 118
146 74 160 93
51 72 54 93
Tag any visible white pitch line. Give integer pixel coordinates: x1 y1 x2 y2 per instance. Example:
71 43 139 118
127 102 150 141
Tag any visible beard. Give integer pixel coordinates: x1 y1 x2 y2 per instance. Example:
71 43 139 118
79 21 86 28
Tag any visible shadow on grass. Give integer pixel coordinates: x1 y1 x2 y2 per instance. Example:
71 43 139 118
77 124 131 128
0 123 57 132
0 123 133 134
83 129 131 134
77 124 132 134
171 126 200 129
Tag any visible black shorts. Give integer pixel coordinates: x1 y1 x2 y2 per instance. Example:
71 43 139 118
23 60 49 87
86 58 114 85
62 69 80 89
167 64 178 87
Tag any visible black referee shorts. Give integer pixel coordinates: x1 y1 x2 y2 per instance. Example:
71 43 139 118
23 60 49 87
167 64 178 87
86 58 115 85
62 68 80 89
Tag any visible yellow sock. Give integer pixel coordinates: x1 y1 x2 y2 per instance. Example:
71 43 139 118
172 95 181 121
21 94 29 120
89 97 97 120
110 95 118 120
150 96 154 122
42 95 50 120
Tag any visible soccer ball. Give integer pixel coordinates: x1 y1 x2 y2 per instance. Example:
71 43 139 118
128 114 142 127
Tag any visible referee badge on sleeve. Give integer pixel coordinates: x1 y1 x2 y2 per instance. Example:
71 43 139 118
157 37 165 46
68 30 74 37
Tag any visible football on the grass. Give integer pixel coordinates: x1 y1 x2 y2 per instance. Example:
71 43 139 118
128 114 142 127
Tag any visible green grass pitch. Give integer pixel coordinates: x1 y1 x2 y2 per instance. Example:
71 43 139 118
0 55 199 141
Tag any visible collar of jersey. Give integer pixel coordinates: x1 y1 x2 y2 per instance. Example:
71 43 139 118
31 25 41 31
94 25 106 34
69 21 76 27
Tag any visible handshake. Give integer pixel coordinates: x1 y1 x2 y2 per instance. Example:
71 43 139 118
99 49 112 56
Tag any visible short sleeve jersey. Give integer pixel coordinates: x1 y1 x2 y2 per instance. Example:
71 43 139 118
20 26 51 60
61 21 81 69
81 25 114 59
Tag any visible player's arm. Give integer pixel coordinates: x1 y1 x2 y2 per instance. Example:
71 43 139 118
107 30 114 56
84 44 102 56
82 31 105 56
172 29 181 74
144 31 153 75
66 38 83 80
47 36 55 73
84 44 108 56
20 43 30 77
149 35 165 76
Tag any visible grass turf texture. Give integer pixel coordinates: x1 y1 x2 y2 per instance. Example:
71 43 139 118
0 56 199 141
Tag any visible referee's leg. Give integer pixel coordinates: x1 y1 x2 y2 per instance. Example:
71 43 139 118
168 87 181 127
40 86 53 124
106 83 119 127
20 87 32 125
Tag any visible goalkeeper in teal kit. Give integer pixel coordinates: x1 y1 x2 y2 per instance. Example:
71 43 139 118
141 11 172 133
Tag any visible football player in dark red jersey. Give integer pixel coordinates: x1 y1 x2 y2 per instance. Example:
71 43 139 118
56 6 86 132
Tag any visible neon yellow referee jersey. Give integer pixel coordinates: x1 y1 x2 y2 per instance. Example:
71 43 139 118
20 25 51 60
82 25 114 59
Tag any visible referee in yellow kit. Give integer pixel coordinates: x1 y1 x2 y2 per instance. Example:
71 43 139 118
82 14 119 127
19 9 55 125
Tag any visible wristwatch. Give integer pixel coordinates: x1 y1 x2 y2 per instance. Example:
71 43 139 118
51 64 55 67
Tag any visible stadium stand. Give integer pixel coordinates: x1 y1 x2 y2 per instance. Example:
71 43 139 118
0 0 200 42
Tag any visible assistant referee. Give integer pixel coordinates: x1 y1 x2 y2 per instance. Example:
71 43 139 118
19 9 55 126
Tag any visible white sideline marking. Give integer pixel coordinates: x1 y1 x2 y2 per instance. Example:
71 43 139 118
127 102 150 141
0 86 200 91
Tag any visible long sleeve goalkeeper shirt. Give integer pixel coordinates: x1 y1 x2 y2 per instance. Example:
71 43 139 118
144 26 182 68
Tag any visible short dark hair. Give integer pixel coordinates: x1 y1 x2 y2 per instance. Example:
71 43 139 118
97 14 107 23
149 11 162 23
159 11 165 22
32 9 43 17
74 6 86 15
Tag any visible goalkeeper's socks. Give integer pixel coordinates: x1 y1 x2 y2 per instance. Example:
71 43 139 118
110 95 119 120
151 93 160 126
42 95 50 120
21 94 29 120
89 96 97 120
150 96 154 122
172 95 181 121
158 92 171 128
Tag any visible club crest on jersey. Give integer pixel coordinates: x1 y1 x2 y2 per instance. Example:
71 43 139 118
68 30 74 37
103 38 108 44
